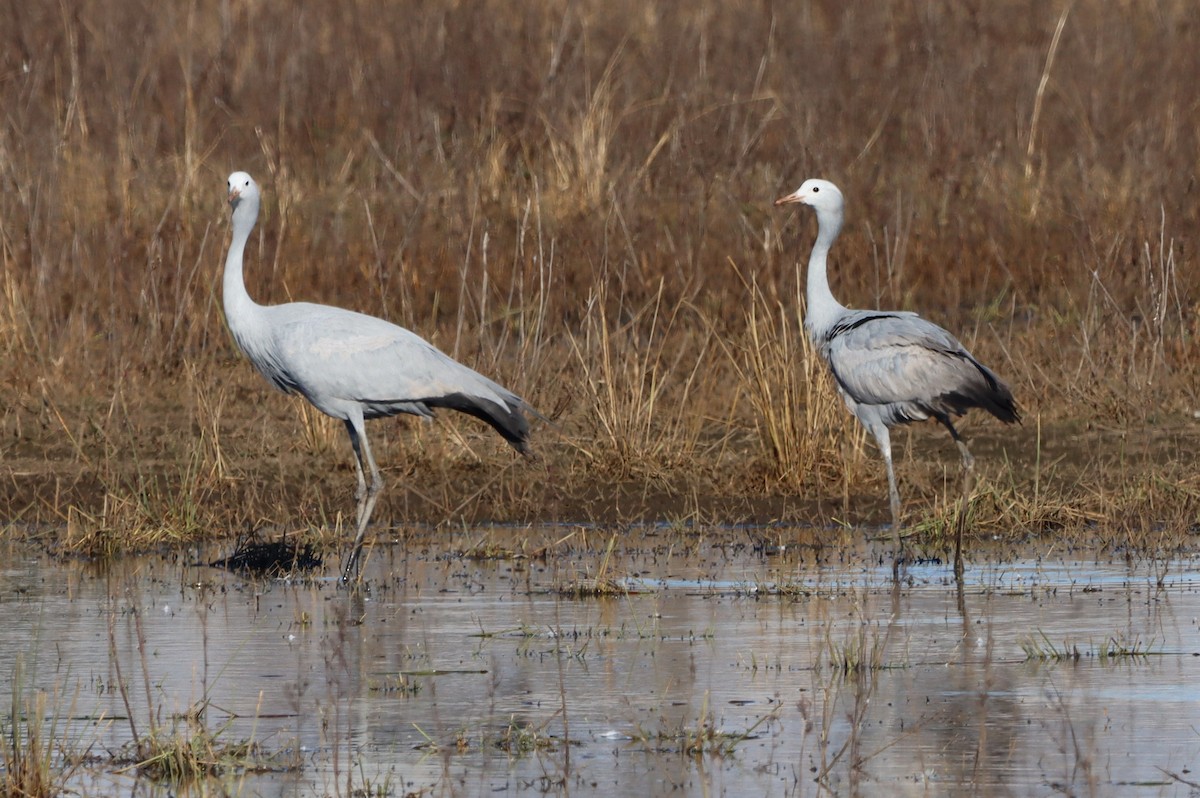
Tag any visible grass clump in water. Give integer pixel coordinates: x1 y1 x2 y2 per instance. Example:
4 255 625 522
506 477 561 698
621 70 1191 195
1 656 93 798
124 703 295 784
366 673 421 697
823 623 895 675
412 717 561 758
1020 632 1082 662
1020 631 1158 662
556 533 630 597
494 717 559 756
633 693 777 757
556 576 629 597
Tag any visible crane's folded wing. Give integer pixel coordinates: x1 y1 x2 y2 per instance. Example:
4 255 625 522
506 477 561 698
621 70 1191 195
263 302 523 413
825 314 989 410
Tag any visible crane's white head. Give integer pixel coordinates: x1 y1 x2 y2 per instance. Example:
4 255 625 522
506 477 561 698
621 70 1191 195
774 179 844 213
227 171 260 211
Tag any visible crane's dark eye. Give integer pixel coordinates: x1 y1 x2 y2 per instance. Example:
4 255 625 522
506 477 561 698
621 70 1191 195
813 187 820 193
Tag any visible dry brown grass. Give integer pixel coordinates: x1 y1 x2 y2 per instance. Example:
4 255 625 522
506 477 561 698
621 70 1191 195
2 1 1200 554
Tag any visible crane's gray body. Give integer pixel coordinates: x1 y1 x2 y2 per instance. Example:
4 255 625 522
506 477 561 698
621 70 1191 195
814 308 1018 435
229 299 530 448
222 171 533 582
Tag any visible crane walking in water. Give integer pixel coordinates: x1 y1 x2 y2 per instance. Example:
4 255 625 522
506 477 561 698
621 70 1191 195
222 172 536 583
775 179 1019 577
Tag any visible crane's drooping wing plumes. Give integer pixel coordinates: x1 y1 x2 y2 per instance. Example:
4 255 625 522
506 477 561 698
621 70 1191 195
821 310 1020 427
243 302 532 454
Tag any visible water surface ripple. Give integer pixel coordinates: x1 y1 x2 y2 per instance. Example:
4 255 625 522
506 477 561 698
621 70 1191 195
2 534 1198 796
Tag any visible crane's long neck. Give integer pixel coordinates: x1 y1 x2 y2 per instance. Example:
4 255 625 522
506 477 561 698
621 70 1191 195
223 198 265 344
804 205 848 341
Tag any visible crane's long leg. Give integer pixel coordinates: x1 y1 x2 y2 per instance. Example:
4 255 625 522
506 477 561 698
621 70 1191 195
348 426 370 530
937 416 975 582
341 415 384 583
869 422 904 577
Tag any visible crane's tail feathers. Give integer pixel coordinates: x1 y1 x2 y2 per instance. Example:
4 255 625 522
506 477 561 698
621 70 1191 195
983 392 1020 425
941 390 1020 425
941 361 1020 425
427 393 535 456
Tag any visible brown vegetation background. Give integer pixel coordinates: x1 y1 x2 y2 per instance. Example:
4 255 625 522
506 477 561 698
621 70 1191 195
1 0 1198 554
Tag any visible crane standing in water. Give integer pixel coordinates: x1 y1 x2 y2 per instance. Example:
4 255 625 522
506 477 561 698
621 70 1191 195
222 171 536 582
775 179 1019 577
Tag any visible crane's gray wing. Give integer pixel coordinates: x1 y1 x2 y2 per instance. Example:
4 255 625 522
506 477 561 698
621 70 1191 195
823 311 1015 422
259 302 533 450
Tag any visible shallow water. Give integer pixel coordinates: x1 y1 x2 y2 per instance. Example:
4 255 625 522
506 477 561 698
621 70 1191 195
3 531 1199 796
